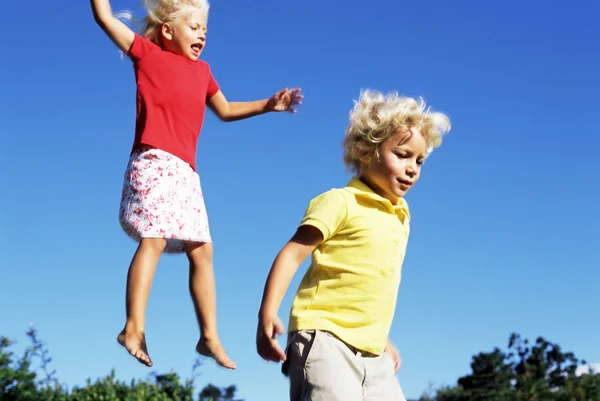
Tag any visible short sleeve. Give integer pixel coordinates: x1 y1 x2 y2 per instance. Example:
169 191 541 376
127 34 160 62
300 189 348 242
206 64 220 98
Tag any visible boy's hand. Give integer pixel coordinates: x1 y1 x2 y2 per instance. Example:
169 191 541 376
256 315 287 363
384 341 401 373
266 88 303 113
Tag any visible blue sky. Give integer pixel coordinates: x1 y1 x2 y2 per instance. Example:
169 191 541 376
1 0 599 400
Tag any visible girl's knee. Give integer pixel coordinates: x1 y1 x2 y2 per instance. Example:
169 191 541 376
139 238 168 254
184 241 213 259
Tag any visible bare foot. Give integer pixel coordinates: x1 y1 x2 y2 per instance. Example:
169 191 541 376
196 337 236 370
117 330 153 367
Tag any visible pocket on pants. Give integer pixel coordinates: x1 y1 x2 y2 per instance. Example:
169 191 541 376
382 352 396 372
282 330 318 377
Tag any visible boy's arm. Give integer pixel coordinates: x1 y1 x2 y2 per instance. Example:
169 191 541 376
207 88 303 122
259 225 322 318
256 225 323 362
90 0 135 53
385 340 402 373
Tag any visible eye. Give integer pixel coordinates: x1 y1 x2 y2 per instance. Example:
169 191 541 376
395 152 408 158
417 159 424 165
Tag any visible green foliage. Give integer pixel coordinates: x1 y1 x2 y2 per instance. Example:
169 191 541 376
4 328 598 401
417 333 600 401
0 328 243 401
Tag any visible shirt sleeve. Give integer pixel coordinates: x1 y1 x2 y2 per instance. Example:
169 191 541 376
206 63 220 98
127 34 160 62
300 189 348 242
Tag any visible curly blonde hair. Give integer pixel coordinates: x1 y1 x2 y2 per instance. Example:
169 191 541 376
143 0 209 45
116 0 210 47
343 89 451 174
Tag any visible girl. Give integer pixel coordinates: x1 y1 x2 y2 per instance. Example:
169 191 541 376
256 89 450 400
90 0 303 369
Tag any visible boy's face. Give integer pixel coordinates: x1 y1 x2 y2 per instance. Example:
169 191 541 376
360 128 428 204
162 10 208 60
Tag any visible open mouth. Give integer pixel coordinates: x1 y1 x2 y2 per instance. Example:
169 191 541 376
191 43 203 55
397 179 413 187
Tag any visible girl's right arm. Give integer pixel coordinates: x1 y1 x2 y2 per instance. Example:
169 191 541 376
256 225 323 362
90 0 135 53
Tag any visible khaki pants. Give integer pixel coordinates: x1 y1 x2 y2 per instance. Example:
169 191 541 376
282 330 407 401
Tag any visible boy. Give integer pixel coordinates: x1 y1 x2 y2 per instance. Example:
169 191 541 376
256 89 451 401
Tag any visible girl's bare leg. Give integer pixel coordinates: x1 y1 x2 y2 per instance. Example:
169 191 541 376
117 238 166 367
185 241 236 370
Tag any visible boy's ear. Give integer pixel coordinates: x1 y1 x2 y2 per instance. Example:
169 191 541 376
359 149 379 168
161 23 174 41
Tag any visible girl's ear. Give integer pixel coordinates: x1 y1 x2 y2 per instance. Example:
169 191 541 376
161 23 174 41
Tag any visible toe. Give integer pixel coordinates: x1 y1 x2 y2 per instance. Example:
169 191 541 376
140 354 152 366
218 356 236 369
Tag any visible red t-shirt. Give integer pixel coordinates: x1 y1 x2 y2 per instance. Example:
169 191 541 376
127 34 220 171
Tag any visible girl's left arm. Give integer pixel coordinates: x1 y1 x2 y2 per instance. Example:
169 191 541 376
207 88 303 122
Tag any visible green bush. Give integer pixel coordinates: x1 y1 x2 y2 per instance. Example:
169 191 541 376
412 333 600 401
0 328 242 401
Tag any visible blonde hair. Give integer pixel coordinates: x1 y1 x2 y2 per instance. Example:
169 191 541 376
116 0 210 47
343 89 451 174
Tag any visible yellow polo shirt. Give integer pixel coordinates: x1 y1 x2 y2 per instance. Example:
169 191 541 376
288 178 411 355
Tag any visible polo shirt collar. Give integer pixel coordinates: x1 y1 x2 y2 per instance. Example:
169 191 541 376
344 177 410 218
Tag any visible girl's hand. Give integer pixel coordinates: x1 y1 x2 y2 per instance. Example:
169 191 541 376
384 341 402 373
267 88 303 113
256 315 287 363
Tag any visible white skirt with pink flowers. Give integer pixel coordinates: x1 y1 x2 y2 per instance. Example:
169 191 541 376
118 146 211 254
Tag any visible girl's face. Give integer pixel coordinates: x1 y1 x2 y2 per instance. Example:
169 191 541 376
162 10 208 60
360 128 428 204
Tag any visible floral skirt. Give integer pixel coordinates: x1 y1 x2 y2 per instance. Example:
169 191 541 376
118 146 211 254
